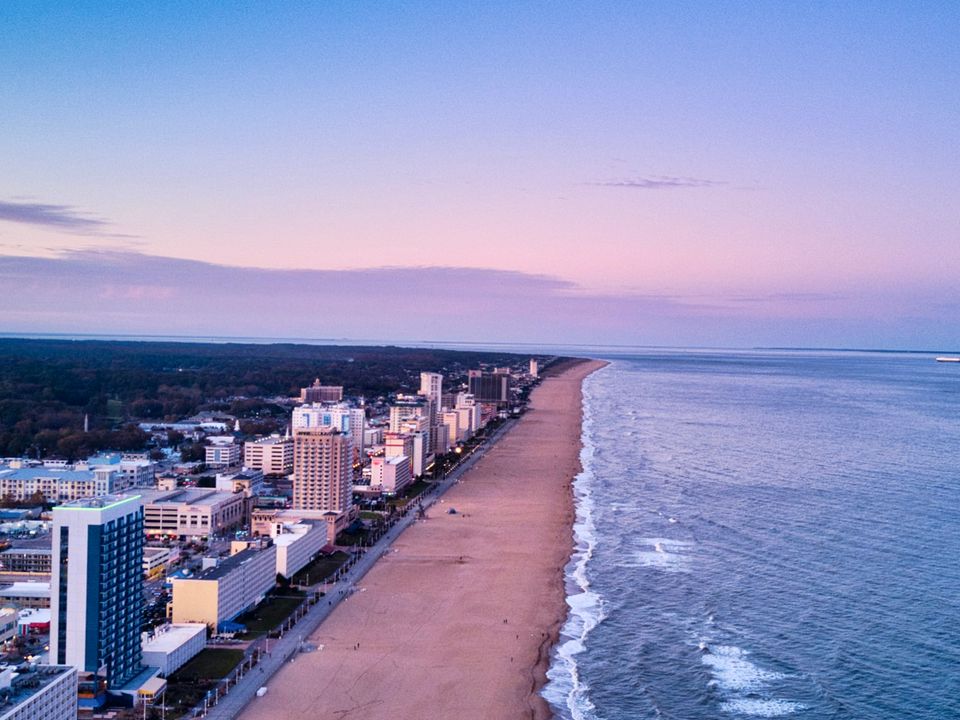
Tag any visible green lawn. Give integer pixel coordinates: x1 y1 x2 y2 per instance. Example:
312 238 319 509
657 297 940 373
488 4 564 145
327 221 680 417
169 648 244 682
388 479 433 508
292 550 350 586
235 592 304 634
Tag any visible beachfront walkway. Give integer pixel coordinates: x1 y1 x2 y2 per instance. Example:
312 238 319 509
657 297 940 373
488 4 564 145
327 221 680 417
198 418 518 720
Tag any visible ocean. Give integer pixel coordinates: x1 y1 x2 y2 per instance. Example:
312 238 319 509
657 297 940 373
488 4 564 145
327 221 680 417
543 350 960 720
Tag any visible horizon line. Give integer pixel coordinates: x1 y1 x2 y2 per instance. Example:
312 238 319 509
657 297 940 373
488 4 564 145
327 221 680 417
0 332 955 356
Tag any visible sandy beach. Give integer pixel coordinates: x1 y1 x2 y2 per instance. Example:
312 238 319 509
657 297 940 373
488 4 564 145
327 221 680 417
240 359 605 720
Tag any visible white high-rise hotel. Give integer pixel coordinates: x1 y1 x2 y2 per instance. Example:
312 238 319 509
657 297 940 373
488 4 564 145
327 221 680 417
50 494 144 688
293 403 366 460
419 372 443 410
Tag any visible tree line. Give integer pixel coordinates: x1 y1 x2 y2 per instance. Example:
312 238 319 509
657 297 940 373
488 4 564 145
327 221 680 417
0 339 539 459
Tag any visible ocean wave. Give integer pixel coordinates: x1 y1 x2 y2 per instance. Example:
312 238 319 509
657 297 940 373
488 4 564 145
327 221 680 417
543 368 605 720
615 537 694 573
701 644 804 717
719 698 807 717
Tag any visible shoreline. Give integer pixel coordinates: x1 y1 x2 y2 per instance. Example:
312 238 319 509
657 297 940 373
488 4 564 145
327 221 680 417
239 358 606 720
528 359 607 718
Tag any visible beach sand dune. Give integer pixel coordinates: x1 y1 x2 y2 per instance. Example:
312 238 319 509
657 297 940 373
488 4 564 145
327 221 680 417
240 360 604 720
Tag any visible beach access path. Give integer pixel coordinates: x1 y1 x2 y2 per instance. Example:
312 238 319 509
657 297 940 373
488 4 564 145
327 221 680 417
235 359 603 720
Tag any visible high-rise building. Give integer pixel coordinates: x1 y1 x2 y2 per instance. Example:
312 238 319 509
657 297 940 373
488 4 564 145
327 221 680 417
292 404 366 462
292 428 352 513
50 494 144 688
442 410 463 446
419 372 443 410
529 358 539 377
467 370 511 406
300 379 344 403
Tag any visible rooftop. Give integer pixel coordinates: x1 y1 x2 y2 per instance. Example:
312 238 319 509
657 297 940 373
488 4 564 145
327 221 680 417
141 624 206 654
0 582 50 598
16 609 50 625
143 488 237 506
247 435 291 446
53 494 141 511
0 664 75 714
180 541 273 582
271 521 321 547
0 467 104 482
0 548 50 556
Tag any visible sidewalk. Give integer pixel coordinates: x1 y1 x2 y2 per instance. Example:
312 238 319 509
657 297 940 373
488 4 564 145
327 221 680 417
197 419 515 720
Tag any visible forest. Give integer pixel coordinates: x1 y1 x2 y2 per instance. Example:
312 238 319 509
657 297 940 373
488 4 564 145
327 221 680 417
0 338 542 459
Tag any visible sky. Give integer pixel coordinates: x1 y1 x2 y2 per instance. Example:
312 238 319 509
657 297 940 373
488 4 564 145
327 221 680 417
0 2 958 349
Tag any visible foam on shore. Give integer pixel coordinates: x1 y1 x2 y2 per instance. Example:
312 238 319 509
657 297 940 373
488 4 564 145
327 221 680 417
542 366 605 720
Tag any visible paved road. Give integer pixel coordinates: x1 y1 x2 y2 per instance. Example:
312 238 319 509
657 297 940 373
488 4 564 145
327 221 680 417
197 419 516 720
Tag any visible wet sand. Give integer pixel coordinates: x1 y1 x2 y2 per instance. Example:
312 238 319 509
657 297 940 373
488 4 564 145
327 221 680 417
241 359 605 720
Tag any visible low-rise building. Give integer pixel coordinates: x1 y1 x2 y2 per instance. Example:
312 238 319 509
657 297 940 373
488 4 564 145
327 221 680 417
16 608 50 636
0 548 52 576
216 468 264 497
0 665 78 720
143 547 172 580
0 467 117 503
0 582 50 609
205 438 241 468
142 488 246 539
170 540 277 630
270 521 327 579
82 454 157 488
0 608 17 644
141 623 207 677
251 508 350 547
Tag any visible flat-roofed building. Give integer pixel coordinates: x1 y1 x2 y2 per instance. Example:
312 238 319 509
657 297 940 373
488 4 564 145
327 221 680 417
0 664 78 720
170 540 277 630
467 369 511 406
0 467 117 503
442 410 462 447
251 508 349 547
51 494 144 688
216 468 264 497
0 582 50 609
143 547 171 580
0 548 52 576
419 372 443 410
292 427 352 514
300 379 343 403
141 624 206 677
243 435 293 475
270 521 327 579
364 427 384 449
16 608 50 635
142 488 245 539
205 439 241 468
82 454 157 488
0 608 17 644
370 455 412 494
293 404 366 463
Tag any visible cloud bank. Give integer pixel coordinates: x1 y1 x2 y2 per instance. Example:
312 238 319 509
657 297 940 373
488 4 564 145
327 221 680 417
590 176 725 190
0 251 956 350
0 199 113 234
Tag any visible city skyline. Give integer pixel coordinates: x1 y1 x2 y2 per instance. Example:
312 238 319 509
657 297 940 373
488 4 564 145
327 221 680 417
1 3 958 349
